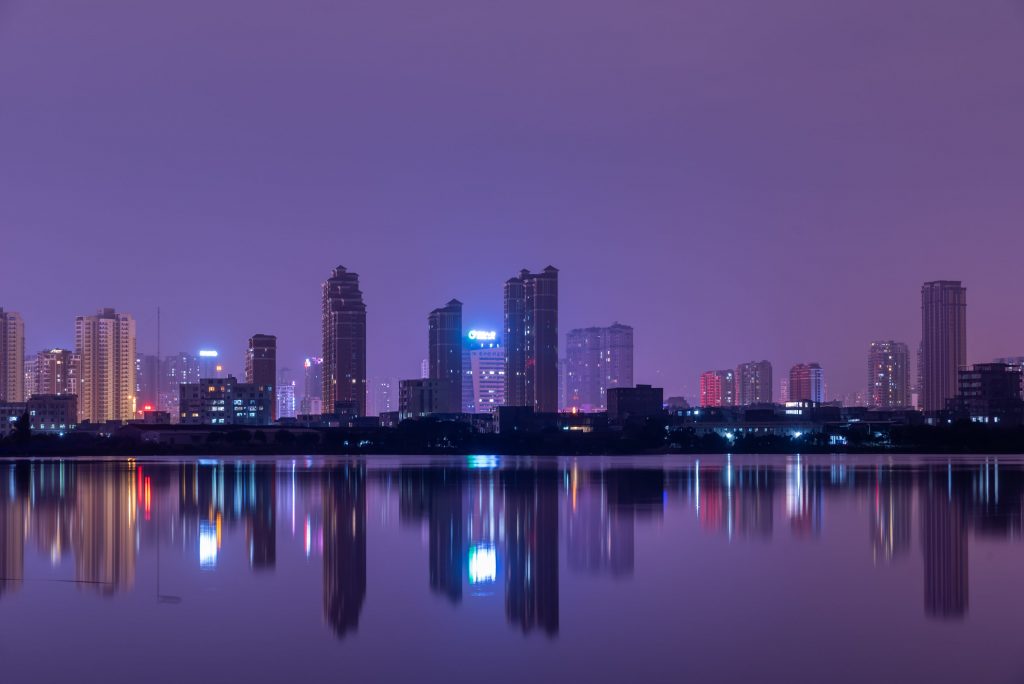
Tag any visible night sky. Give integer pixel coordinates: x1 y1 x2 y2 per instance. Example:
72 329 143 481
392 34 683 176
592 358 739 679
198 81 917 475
1 0 1022 401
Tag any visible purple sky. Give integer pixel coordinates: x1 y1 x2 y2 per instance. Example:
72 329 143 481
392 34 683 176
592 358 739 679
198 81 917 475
1 0 1022 401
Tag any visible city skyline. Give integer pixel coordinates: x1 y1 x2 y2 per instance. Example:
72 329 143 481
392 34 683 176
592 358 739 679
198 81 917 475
2 0 1021 403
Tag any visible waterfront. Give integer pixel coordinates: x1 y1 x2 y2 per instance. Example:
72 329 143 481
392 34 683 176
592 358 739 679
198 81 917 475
1 455 1022 683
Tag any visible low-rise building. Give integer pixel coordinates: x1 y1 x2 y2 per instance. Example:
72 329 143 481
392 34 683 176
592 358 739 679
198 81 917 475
607 384 664 425
179 376 272 426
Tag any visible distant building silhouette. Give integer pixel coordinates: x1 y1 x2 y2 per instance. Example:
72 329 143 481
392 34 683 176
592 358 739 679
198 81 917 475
566 323 634 412
322 267 367 416
921 280 966 413
302 356 323 415
504 267 559 413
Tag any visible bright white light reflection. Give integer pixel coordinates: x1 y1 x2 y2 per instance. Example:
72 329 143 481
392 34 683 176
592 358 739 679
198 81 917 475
468 544 497 584
199 521 218 569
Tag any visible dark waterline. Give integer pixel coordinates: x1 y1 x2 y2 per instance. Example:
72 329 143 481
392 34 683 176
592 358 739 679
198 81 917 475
0 454 1021 684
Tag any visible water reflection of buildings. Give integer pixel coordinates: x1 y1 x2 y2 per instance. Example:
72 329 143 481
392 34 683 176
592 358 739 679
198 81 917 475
322 464 366 638
870 468 911 564
921 468 968 620
1 468 25 598
178 462 277 571
74 464 137 594
504 468 559 636
7 457 1024 633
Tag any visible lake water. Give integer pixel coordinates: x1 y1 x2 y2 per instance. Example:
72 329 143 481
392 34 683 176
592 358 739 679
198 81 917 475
0 454 1021 683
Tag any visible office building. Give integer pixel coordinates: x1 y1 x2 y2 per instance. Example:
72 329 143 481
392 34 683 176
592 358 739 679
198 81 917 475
921 281 967 413
322 266 367 416
566 323 634 412
504 267 559 413
736 360 772 406
32 348 78 397
245 334 277 420
700 370 736 407
867 341 911 409
789 363 825 404
75 308 136 423
0 309 24 403
428 299 463 414
179 375 272 426
462 329 505 413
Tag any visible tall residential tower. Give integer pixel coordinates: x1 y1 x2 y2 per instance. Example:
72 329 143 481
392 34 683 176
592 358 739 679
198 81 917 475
565 323 634 412
322 267 367 416
0 309 25 403
504 267 558 413
246 334 277 420
75 308 136 423
428 299 463 413
921 280 966 413
867 341 910 409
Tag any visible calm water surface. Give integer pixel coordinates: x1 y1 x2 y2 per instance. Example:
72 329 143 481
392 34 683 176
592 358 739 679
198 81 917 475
1 454 1022 683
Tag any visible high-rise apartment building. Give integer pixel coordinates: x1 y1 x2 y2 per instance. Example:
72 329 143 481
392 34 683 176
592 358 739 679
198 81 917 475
0 309 25 403
428 299 463 414
867 341 910 409
32 348 78 398
322 267 367 416
789 363 825 404
921 280 967 413
565 323 634 412
246 334 277 420
504 267 558 413
75 308 136 423
736 360 772 405
699 370 736 407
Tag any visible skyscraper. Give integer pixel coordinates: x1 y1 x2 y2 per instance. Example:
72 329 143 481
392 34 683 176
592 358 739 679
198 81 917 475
0 309 25 403
789 363 825 404
428 299 463 414
699 370 735 407
75 308 136 423
565 323 634 412
736 360 772 406
921 280 967 413
245 334 277 420
504 267 558 413
322 266 367 417
867 341 911 409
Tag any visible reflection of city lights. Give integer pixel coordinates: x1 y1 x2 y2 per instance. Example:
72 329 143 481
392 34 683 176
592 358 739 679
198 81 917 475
468 455 499 469
200 521 218 569
468 544 497 584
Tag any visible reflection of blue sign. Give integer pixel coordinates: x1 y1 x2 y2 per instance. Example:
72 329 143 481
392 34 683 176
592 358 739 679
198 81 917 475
199 521 218 569
469 544 497 584
467 330 497 341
